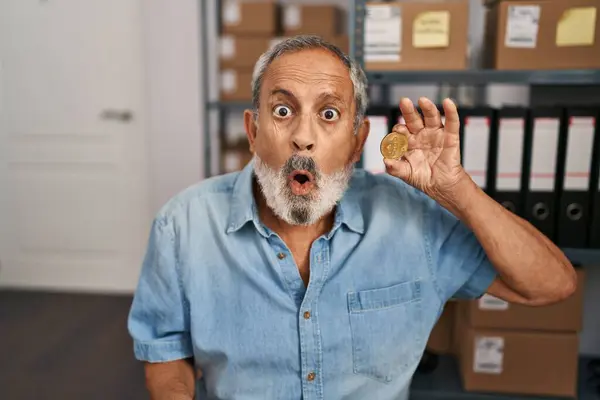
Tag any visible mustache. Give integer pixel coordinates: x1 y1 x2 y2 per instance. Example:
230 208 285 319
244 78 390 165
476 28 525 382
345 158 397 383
282 154 318 178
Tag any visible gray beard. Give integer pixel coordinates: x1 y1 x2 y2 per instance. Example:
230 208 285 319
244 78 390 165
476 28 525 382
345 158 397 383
252 154 354 226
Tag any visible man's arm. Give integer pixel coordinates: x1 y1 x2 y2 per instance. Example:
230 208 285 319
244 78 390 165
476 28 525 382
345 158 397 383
128 213 196 398
144 359 195 400
383 96 576 306
436 174 577 306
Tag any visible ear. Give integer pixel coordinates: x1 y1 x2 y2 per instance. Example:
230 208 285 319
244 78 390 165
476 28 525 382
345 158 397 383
351 117 370 164
243 109 258 153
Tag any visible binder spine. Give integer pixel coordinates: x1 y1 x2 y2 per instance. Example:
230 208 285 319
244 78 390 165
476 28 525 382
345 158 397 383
523 108 562 241
556 109 596 248
588 110 600 248
363 106 393 174
493 108 527 215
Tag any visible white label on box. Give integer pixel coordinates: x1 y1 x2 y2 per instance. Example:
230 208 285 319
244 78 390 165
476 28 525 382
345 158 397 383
284 5 301 29
474 336 504 374
564 117 595 190
505 5 541 48
365 4 402 62
220 36 235 59
478 294 510 311
496 118 525 190
221 70 237 94
530 118 559 191
222 0 241 25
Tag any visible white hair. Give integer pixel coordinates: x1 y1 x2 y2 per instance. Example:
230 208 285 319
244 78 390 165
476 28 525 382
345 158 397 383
253 154 353 226
251 35 369 131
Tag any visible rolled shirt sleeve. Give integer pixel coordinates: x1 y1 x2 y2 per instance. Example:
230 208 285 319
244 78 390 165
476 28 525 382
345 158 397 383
424 196 498 302
127 213 193 363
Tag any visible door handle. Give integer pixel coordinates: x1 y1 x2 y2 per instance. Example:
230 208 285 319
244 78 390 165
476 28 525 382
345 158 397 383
100 109 133 122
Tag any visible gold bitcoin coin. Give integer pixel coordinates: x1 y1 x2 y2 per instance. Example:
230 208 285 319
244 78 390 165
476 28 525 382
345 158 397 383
380 132 408 159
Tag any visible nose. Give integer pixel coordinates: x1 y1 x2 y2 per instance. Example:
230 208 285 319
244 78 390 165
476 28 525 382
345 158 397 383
292 137 314 152
291 116 316 152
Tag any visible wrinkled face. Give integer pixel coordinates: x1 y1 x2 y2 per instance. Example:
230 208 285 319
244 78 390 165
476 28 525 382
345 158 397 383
245 49 368 226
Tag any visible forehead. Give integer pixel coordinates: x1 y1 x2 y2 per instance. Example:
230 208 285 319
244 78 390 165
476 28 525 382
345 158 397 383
261 48 354 101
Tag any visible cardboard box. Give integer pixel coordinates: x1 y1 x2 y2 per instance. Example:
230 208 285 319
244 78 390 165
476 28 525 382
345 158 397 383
426 301 456 354
222 140 253 173
221 1 278 36
486 0 600 69
219 36 272 69
460 268 585 332
365 1 469 71
220 69 253 101
458 325 579 397
328 35 350 54
282 4 342 37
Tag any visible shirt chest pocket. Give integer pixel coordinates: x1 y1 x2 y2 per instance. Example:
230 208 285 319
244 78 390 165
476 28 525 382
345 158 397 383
347 280 424 384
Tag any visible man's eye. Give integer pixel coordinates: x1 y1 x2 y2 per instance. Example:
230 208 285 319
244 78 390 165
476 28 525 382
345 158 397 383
273 105 292 118
320 108 340 121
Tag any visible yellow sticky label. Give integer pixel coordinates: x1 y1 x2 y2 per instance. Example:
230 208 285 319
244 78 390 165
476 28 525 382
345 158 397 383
556 7 597 47
413 11 450 48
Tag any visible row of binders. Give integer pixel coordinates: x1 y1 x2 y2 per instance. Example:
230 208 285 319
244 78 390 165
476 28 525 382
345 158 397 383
364 106 600 250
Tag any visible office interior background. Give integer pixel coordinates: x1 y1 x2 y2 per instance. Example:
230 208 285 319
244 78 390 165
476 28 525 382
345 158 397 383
1 0 600 398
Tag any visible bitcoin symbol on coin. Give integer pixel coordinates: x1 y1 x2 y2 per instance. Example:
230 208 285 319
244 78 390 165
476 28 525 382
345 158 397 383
380 132 408 159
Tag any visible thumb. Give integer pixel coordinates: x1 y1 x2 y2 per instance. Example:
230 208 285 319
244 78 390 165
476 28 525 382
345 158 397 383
384 158 412 181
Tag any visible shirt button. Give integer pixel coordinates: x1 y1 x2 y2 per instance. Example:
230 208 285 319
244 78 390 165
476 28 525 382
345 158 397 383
303 311 311 319
307 372 316 381
277 252 286 260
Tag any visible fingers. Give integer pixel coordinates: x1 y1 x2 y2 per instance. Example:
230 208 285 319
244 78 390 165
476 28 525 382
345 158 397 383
391 123 410 135
400 97 460 135
399 98 424 133
384 158 412 181
442 98 460 135
418 97 443 129
391 124 419 149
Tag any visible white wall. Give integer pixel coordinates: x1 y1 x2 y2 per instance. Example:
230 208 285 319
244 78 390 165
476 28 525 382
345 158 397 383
143 0 204 214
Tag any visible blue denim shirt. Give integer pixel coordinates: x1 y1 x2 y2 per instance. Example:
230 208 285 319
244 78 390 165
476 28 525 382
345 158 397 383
128 160 497 400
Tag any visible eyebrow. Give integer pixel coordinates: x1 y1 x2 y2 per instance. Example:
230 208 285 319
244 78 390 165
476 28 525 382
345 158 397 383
270 88 296 99
316 92 345 105
269 88 346 107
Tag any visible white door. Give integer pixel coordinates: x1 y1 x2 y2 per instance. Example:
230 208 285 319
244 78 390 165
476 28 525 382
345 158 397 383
0 0 151 292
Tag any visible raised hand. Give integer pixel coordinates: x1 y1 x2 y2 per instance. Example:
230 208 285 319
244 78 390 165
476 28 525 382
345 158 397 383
384 97 469 200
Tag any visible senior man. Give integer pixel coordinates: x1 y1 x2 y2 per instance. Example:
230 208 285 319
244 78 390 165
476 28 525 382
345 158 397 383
128 35 576 400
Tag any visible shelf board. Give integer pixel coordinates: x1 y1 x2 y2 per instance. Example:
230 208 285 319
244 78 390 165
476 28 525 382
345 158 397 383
562 249 600 266
410 355 598 400
207 101 252 110
366 69 600 85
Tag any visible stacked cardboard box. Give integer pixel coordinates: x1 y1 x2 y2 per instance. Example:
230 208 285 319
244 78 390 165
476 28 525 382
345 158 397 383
219 2 348 102
219 1 278 101
281 4 348 53
221 137 253 173
364 0 599 71
454 268 586 397
485 0 600 69
364 0 470 71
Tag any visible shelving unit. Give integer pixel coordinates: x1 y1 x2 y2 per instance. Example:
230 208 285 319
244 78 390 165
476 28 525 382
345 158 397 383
197 2 600 399
202 0 600 177
351 1 600 83
365 69 600 86
200 0 600 258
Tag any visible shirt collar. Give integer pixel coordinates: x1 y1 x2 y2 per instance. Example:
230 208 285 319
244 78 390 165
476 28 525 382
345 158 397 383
226 160 364 236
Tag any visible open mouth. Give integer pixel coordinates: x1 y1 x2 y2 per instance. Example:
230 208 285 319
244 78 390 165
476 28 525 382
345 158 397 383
288 170 315 195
